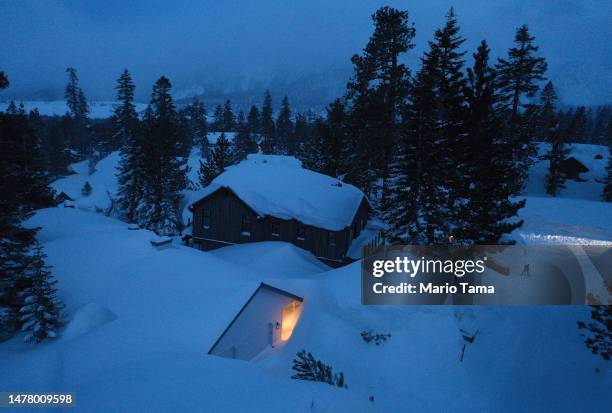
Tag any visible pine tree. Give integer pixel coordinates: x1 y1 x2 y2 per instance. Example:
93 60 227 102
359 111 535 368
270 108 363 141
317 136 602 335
198 132 233 187
566 106 587 143
387 47 448 244
1 75 57 340
19 245 64 343
260 90 276 154
115 71 144 223
213 104 224 131
315 99 348 177
276 96 294 154
344 6 415 204
222 99 235 132
455 41 525 244
291 350 347 388
0 71 8 89
496 25 547 186
299 117 326 173
603 156 612 202
247 105 261 135
186 98 209 158
427 8 468 233
112 69 138 149
537 81 558 140
137 76 189 235
233 111 257 162
541 82 567 196
64 67 90 158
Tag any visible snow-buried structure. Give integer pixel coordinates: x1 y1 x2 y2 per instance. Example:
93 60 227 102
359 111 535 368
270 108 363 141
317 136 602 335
188 155 371 266
208 283 304 360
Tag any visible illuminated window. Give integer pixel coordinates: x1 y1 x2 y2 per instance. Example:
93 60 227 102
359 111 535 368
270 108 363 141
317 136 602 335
281 301 302 341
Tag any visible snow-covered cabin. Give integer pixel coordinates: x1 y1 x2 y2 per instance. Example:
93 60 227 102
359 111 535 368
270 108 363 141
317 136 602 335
208 283 303 360
559 156 589 180
188 155 371 266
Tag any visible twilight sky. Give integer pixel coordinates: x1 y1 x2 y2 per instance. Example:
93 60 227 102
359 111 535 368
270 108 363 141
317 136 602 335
1 0 610 105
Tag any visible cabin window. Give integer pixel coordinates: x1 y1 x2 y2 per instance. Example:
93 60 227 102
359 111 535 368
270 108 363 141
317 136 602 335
202 208 211 229
328 232 336 256
296 226 305 241
241 215 252 236
328 232 336 246
271 222 281 237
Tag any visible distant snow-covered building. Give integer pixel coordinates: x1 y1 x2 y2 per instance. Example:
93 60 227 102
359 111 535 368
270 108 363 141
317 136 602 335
208 283 303 360
188 155 370 266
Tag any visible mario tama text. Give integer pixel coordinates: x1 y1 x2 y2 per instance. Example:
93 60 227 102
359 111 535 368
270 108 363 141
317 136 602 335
360 245 612 305
371 255 494 297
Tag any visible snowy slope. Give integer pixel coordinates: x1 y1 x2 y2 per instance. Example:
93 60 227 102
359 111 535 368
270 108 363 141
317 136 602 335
7 143 608 411
1 100 148 119
0 207 609 412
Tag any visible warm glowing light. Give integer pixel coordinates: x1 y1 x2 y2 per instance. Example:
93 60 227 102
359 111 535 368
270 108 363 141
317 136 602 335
281 301 302 341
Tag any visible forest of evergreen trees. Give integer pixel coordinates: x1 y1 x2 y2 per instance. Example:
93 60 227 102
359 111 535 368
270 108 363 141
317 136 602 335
2 7 612 343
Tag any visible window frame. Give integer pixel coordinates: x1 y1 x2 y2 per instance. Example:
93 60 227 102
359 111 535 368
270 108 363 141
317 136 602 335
202 207 211 229
241 214 252 236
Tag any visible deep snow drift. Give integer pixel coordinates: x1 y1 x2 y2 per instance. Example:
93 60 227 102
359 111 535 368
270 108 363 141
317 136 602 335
2 144 611 412
0 207 609 412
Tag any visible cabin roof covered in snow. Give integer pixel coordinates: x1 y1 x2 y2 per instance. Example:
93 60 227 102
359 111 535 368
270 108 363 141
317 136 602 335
189 154 369 231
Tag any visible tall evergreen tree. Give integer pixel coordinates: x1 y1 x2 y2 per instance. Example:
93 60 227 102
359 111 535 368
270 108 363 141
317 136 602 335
1 73 57 340
603 156 612 202
233 111 257 162
182 98 209 158
496 25 547 186
198 132 233 187
213 104 224 131
137 76 189 235
18 245 64 343
318 99 348 177
456 41 525 244
537 80 558 140
115 70 143 223
0 71 8 89
260 90 276 154
112 69 138 149
344 6 415 204
247 105 261 135
387 47 447 244
64 67 90 157
427 8 468 226
222 99 235 132
541 82 567 196
276 96 294 154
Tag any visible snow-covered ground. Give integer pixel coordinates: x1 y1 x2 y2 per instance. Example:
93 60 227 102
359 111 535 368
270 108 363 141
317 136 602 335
0 100 148 119
2 143 611 412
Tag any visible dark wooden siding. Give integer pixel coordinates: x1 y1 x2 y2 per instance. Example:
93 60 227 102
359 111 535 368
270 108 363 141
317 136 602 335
192 188 370 265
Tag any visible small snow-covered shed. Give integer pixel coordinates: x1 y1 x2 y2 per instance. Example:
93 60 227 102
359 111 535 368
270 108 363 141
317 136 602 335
55 191 74 206
208 282 303 361
559 156 589 180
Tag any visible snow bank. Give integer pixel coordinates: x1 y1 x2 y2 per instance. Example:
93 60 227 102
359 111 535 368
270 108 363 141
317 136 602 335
1 207 610 412
52 151 121 213
189 154 367 231
1 100 148 119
